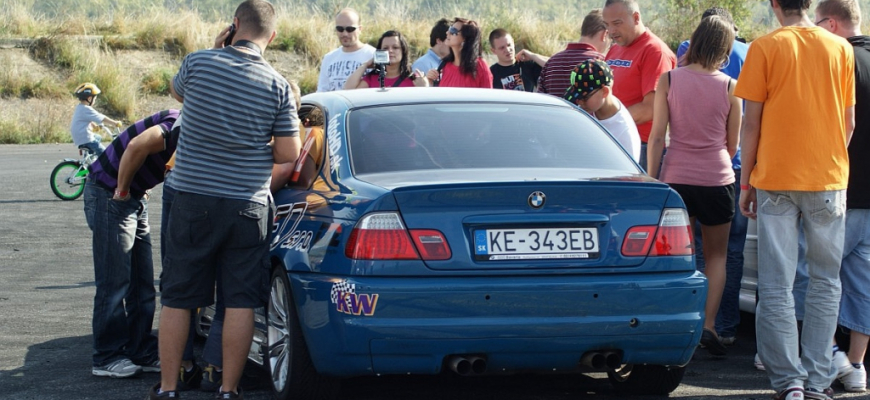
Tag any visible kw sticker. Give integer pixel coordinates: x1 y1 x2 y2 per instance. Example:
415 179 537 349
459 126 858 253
330 280 379 316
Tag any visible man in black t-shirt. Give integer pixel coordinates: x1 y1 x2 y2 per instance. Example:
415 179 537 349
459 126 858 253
815 0 870 393
488 28 549 91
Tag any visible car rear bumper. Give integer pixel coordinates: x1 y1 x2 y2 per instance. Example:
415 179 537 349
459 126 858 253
288 271 707 376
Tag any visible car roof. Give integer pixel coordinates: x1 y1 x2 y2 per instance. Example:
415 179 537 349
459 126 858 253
302 87 574 109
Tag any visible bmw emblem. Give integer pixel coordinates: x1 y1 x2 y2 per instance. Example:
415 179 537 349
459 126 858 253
528 191 546 209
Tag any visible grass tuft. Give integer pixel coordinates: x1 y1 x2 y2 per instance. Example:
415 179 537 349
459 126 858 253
141 67 175 95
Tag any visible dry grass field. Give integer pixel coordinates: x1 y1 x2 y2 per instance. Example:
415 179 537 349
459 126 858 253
1 0 867 144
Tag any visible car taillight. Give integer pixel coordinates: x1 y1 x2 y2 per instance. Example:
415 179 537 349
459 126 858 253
622 208 694 257
621 226 656 256
345 213 419 260
409 230 451 260
345 213 453 261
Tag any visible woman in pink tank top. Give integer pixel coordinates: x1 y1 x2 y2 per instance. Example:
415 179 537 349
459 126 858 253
647 16 742 356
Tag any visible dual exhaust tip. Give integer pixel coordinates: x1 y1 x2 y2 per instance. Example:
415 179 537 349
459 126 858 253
446 350 622 375
447 355 487 376
580 350 622 370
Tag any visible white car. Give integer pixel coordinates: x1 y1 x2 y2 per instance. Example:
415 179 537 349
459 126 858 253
739 218 758 313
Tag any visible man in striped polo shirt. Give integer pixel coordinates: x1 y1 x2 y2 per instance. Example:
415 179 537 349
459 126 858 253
536 9 608 97
84 109 180 379
151 0 301 399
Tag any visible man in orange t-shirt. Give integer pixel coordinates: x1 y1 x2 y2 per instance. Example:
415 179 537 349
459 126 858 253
734 0 855 398
602 0 675 171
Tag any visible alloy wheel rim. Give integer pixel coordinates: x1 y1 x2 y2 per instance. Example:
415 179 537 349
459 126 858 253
268 276 291 392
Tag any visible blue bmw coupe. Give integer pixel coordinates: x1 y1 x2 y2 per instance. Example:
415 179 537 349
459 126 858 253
245 87 705 399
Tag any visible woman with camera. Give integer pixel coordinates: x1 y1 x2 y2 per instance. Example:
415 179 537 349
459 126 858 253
425 17 492 88
345 30 429 89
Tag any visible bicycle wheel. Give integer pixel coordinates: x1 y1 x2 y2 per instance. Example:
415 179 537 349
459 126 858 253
50 161 87 200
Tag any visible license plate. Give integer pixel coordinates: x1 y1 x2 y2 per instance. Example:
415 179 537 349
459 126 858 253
474 228 599 261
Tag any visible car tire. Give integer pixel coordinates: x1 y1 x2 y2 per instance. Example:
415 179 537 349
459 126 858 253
267 267 339 400
607 364 685 395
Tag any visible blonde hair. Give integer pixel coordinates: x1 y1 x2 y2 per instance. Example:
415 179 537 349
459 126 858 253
816 0 862 28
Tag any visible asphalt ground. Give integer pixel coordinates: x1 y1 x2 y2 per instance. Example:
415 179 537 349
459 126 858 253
1 143 867 400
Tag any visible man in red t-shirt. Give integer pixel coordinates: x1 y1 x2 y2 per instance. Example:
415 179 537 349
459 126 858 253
603 0 675 171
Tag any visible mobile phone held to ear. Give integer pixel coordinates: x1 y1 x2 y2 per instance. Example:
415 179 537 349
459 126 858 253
224 24 236 47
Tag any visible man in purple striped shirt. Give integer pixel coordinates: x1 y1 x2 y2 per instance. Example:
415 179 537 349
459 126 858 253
537 9 609 97
84 109 180 379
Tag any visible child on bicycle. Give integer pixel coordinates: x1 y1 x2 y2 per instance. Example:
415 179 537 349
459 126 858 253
70 83 122 156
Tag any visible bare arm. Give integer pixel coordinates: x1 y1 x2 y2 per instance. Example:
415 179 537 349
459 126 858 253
725 80 742 158
738 100 763 219
516 49 549 67
114 125 167 200
273 135 302 165
627 91 656 125
845 105 855 146
343 60 374 90
646 74 670 179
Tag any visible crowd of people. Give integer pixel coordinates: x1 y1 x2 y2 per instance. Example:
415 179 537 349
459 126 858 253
70 0 869 399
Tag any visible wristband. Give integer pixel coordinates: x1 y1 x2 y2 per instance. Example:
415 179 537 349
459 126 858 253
114 189 129 198
740 184 751 191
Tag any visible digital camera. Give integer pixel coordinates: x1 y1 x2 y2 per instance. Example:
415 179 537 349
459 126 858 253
373 50 390 65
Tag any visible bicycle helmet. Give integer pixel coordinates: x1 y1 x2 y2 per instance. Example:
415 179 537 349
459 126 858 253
74 83 101 101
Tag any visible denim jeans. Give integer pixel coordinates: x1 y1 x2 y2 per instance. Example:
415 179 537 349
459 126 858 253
639 142 648 173
162 184 225 364
839 209 870 336
755 189 845 391
84 181 158 366
80 136 105 157
202 277 226 368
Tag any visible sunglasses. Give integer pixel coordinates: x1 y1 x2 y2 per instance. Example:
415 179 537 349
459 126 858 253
448 26 460 36
815 17 830 26
335 26 358 33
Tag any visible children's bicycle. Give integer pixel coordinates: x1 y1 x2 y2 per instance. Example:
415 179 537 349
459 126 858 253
49 125 121 200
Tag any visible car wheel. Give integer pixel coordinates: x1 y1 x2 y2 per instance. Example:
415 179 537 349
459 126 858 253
607 364 685 395
267 267 338 400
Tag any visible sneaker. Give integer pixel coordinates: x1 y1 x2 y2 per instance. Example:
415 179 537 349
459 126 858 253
147 383 180 399
754 353 766 371
177 363 203 391
201 365 223 393
804 387 833 400
139 358 161 373
720 336 737 346
832 351 852 379
840 364 867 392
773 386 804 400
216 387 243 399
92 358 142 378
700 329 728 356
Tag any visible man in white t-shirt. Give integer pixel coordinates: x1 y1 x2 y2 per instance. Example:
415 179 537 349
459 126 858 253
564 59 640 162
317 8 376 92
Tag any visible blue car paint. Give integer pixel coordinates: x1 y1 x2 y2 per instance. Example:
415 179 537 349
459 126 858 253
287 272 706 376
268 88 706 379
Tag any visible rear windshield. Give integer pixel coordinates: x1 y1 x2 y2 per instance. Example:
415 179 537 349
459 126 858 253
347 103 638 175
